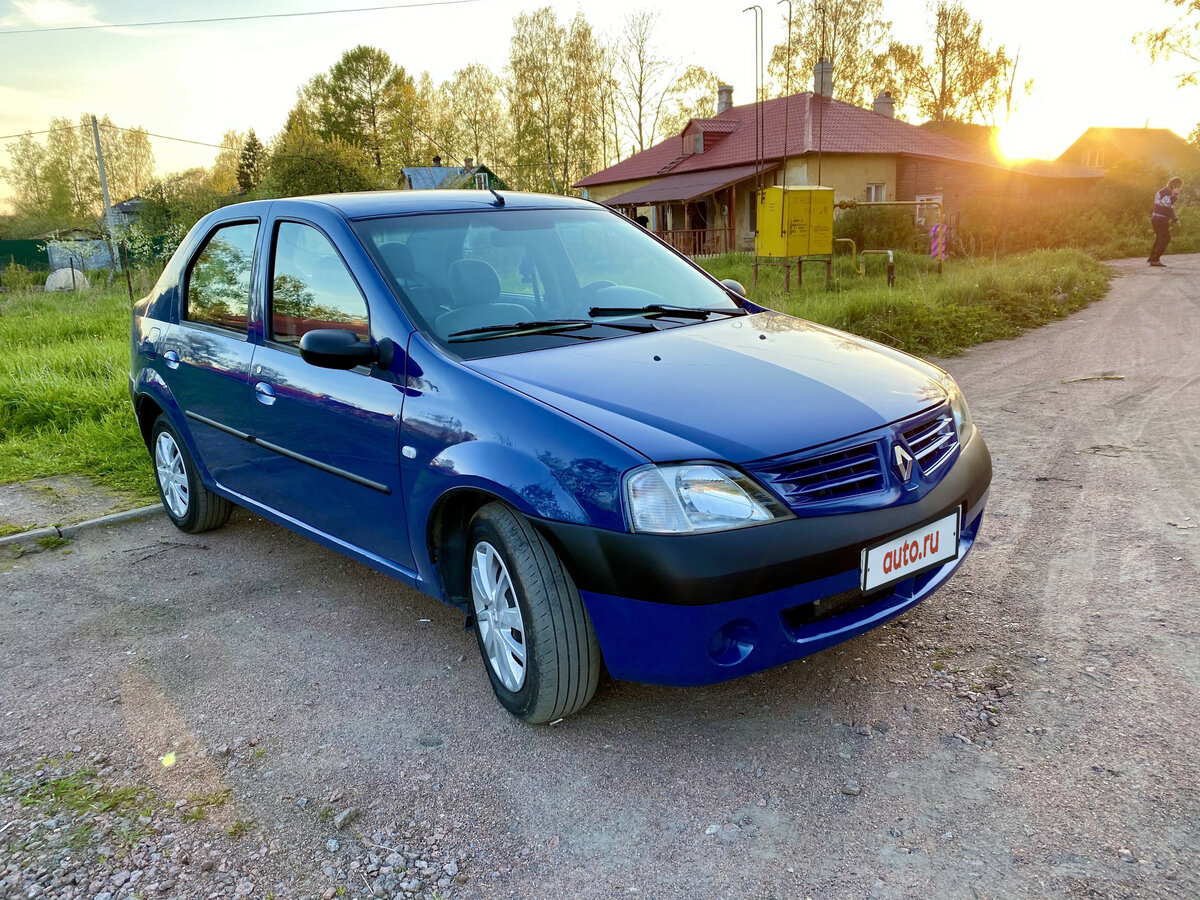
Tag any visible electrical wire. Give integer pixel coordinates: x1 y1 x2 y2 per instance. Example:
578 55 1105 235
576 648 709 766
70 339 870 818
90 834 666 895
0 0 491 36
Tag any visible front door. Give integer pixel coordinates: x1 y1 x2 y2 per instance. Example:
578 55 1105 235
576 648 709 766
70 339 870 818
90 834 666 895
246 219 413 570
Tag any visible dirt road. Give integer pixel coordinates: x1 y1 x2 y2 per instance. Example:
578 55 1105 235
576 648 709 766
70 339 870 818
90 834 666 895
2 256 1197 900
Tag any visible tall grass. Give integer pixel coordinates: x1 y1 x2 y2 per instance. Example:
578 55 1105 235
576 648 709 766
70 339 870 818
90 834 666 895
0 283 156 499
699 248 1111 357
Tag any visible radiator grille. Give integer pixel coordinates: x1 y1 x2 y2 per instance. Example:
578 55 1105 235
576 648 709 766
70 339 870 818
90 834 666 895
901 412 958 475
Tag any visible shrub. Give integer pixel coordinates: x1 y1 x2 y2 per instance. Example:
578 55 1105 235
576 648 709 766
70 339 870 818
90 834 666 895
0 261 41 292
834 206 923 253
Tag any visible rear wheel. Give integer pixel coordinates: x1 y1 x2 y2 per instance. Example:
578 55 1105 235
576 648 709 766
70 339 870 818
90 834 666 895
151 415 232 534
467 502 600 723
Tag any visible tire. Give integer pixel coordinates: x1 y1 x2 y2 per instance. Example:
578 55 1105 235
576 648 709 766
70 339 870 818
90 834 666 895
467 502 601 723
150 414 233 534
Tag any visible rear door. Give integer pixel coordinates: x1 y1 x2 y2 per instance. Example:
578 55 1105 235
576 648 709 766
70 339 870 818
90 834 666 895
162 219 261 495
245 216 414 569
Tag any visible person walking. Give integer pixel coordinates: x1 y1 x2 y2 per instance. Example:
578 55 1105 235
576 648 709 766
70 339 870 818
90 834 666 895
1149 176 1183 267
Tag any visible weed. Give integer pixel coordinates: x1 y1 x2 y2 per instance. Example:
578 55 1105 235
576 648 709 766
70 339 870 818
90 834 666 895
226 819 254 838
319 805 334 822
932 662 945 671
181 807 208 823
252 747 267 759
35 534 70 550
19 768 150 815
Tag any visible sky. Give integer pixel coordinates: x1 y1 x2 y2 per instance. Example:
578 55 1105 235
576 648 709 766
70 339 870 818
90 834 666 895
1 0 1197 211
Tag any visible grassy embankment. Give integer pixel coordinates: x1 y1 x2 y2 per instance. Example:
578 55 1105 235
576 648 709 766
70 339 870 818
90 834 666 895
0 281 159 500
700 247 1111 357
0 248 1110 499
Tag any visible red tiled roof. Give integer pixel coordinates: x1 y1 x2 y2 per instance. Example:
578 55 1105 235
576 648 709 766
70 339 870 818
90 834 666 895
601 164 761 206
576 93 1094 188
686 118 740 134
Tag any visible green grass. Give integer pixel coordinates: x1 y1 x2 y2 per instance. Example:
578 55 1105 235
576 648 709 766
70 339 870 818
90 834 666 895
0 283 156 499
699 248 1111 357
35 534 70 550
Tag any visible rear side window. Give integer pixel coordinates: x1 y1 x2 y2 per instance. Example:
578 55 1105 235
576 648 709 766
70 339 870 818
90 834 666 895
270 222 369 345
185 222 259 332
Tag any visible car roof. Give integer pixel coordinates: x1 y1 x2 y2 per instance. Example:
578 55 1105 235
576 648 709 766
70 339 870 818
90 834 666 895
269 190 599 220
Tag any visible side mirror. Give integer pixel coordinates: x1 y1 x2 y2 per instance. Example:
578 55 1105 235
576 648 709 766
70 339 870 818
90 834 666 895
299 330 396 370
721 278 748 299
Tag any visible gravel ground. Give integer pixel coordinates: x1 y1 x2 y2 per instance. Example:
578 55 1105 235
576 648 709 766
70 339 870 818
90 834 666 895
1 256 1197 900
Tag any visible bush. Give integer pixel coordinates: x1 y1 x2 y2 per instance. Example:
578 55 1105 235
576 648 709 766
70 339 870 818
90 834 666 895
0 261 41 292
957 159 1200 258
834 206 923 253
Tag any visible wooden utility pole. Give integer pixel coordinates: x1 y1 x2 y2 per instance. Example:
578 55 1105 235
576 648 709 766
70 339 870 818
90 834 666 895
91 114 133 300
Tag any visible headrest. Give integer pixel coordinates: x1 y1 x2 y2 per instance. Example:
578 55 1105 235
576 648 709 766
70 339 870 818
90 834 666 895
447 258 501 307
377 241 415 279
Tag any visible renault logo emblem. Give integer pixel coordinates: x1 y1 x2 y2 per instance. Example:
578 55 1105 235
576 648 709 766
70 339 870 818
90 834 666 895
894 445 915 481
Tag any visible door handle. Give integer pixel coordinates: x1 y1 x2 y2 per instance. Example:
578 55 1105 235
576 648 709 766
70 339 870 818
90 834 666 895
163 350 180 369
254 381 277 406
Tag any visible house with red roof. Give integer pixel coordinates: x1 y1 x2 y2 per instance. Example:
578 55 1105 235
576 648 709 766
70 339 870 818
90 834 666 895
1055 126 1198 173
575 79 1100 255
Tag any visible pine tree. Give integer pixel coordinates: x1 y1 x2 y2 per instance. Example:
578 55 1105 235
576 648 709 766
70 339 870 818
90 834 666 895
236 130 264 193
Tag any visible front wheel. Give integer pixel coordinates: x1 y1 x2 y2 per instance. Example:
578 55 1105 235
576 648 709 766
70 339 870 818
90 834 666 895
467 502 600 723
150 415 232 534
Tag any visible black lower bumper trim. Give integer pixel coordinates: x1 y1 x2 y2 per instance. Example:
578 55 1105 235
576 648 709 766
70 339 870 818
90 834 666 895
534 430 991 607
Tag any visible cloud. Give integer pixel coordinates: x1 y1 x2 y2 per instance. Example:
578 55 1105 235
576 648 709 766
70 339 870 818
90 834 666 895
4 0 100 27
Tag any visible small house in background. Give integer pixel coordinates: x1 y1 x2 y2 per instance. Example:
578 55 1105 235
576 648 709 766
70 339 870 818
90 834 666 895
575 72 1101 256
1056 127 1198 173
38 228 115 272
110 196 147 228
401 156 509 191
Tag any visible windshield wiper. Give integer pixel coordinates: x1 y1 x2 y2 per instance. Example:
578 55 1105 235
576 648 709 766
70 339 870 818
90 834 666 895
447 318 654 343
588 303 749 320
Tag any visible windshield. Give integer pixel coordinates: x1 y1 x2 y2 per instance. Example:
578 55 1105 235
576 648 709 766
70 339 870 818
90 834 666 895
352 207 740 358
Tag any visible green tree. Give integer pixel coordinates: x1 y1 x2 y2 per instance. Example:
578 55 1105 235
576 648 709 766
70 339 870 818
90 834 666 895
768 0 892 105
1137 1 1200 86
261 120 381 197
237 129 265 193
880 2 1016 124
297 45 418 173
444 64 510 168
507 7 607 193
657 66 725 138
210 130 244 195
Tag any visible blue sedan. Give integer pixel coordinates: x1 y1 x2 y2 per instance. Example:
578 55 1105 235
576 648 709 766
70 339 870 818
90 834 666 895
129 190 991 722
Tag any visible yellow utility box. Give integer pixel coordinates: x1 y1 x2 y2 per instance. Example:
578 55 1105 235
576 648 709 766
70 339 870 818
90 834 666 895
755 186 834 257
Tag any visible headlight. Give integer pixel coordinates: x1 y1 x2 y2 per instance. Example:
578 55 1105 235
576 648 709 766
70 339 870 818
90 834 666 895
940 374 974 441
623 463 793 534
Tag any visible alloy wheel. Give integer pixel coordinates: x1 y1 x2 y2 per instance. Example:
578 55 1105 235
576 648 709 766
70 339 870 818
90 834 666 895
155 431 189 519
470 541 528 692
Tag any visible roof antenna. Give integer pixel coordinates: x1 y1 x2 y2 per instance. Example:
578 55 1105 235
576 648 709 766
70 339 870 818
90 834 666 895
489 187 505 207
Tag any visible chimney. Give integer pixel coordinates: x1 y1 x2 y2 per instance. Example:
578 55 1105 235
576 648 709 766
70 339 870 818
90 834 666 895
813 58 832 99
463 157 474 169
873 91 895 118
717 84 734 114
432 155 442 167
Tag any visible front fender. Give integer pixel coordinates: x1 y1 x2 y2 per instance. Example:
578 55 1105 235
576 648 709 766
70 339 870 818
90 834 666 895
411 439 590 529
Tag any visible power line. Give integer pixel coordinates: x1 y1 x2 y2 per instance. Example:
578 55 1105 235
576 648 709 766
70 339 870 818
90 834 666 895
0 122 226 149
0 0 490 36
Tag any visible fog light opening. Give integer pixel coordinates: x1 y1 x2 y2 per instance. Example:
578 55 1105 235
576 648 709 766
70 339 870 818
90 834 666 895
708 619 757 666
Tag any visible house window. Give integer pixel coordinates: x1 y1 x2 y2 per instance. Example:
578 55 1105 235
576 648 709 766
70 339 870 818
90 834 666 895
1084 149 1104 167
866 183 886 202
914 194 943 226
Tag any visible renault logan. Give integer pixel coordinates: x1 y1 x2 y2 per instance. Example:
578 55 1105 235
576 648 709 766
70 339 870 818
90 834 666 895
129 191 991 722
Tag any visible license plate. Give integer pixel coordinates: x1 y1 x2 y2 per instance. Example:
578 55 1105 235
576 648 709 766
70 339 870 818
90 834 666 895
860 511 960 592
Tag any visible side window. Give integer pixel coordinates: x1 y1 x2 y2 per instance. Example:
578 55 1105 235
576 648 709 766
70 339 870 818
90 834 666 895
185 222 258 332
270 222 369 345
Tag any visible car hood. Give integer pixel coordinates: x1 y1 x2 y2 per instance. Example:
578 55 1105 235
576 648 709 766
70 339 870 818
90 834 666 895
466 311 947 463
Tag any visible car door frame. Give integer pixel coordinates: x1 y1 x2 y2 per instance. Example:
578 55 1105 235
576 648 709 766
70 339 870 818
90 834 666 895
239 201 422 580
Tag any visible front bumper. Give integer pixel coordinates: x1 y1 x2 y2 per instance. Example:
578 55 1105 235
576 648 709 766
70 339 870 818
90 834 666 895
536 429 990 686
